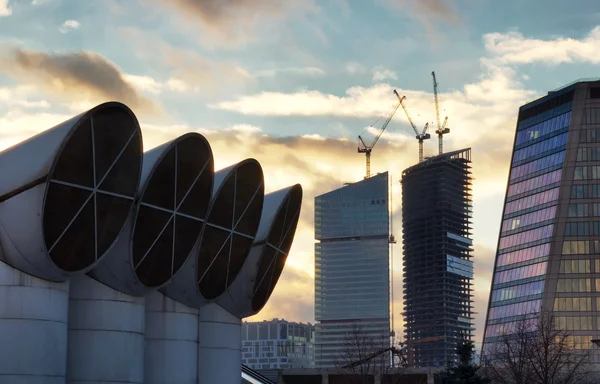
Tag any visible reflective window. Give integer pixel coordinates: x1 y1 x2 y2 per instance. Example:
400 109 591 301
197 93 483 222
562 336 593 350
488 299 541 320
567 203 600 217
504 188 559 215
571 185 588 199
559 260 591 273
562 240 592 254
565 222 591 236
574 166 600 180
485 319 537 338
512 133 568 163
510 152 565 181
501 207 557 233
497 244 550 267
494 262 547 285
491 281 544 303
555 316 594 331
554 297 593 311
584 108 600 125
507 170 562 198
515 112 571 146
556 278 592 293
499 225 553 250
576 147 600 161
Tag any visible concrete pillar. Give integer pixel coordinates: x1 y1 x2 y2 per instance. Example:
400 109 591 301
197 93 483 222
0 261 69 384
198 303 241 384
66 274 145 383
145 291 198 384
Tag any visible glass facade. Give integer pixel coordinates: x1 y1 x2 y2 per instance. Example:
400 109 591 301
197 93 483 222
401 148 474 368
313 172 390 368
242 319 315 370
483 81 600 363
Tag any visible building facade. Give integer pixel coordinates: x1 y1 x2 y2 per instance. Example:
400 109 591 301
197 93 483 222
314 172 391 368
401 148 474 368
482 79 600 361
241 319 315 370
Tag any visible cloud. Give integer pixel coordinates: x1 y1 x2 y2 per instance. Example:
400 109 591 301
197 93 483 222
59 20 81 34
0 45 161 115
345 62 367 75
384 0 460 37
372 66 398 82
154 0 318 44
254 67 325 78
0 0 10 16
484 26 600 65
119 27 252 94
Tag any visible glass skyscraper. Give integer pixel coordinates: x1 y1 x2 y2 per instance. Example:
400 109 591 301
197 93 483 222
314 172 391 368
482 79 600 361
401 148 474 367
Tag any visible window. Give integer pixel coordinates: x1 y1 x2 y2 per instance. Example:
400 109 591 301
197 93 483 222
571 185 588 198
505 188 559 215
562 241 591 255
497 244 550 267
554 297 593 311
584 108 600 125
559 260 591 273
565 222 590 236
568 203 589 217
556 278 592 293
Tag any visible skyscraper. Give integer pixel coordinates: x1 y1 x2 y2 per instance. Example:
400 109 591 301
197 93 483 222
314 172 391 368
401 148 474 368
482 79 600 360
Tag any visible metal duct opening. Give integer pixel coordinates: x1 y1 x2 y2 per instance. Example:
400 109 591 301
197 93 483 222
197 159 264 300
252 184 302 312
43 103 142 272
133 134 214 288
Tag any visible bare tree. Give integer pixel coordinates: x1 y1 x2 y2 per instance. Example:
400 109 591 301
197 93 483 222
334 323 407 384
482 311 595 384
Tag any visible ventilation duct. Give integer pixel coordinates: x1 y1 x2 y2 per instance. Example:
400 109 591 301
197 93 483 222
216 184 303 317
162 158 264 308
0 102 142 384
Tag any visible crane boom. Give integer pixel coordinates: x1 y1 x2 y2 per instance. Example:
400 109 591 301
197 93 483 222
357 93 402 178
432 71 442 131
395 90 431 162
432 71 450 155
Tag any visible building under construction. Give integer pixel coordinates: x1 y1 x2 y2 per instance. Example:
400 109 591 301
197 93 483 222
401 148 474 367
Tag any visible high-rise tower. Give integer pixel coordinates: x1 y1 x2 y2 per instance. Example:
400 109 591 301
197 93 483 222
401 148 474 367
314 172 391 368
482 79 600 360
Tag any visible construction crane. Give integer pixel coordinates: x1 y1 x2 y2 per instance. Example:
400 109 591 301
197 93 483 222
432 71 450 155
394 90 430 163
357 95 401 178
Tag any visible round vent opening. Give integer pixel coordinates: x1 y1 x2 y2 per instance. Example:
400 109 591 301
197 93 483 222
197 159 264 300
252 185 302 312
43 103 142 272
132 134 214 288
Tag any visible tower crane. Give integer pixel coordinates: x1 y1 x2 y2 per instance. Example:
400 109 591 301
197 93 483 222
432 71 450 155
357 95 401 178
394 90 430 163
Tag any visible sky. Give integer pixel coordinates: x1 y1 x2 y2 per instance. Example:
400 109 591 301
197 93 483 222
1 0 600 349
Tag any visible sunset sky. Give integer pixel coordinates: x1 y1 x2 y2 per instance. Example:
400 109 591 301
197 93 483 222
1 0 600 349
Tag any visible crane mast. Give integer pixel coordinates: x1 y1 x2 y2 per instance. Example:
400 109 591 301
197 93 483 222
394 90 430 163
432 71 450 155
357 95 401 178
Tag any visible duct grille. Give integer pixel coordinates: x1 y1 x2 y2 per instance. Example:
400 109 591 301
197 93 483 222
252 185 302 312
198 160 264 300
43 105 142 272
133 134 214 288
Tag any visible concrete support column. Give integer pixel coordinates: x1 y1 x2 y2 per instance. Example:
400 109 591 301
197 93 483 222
198 303 241 384
145 291 198 384
0 261 69 384
66 274 145 384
